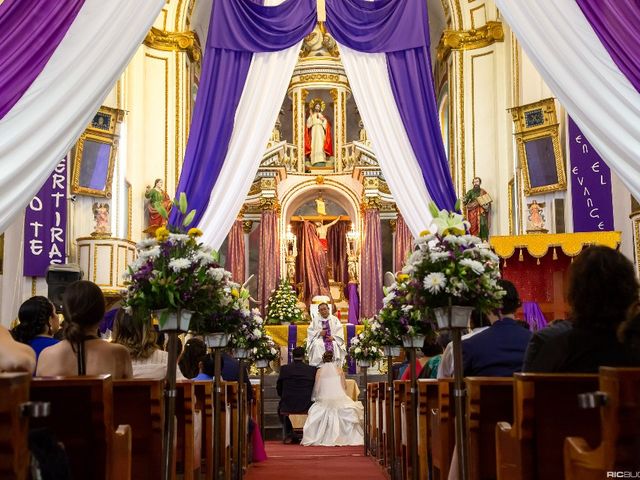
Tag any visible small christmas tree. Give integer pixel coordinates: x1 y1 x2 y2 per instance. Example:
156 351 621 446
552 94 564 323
265 279 304 325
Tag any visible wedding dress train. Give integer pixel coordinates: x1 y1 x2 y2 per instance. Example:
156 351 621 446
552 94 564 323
301 363 364 446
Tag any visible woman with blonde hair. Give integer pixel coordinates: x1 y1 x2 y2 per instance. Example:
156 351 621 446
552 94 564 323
113 310 184 379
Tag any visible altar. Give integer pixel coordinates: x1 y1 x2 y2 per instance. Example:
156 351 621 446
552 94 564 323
265 324 364 348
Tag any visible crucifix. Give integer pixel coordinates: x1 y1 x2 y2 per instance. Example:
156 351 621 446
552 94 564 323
316 0 326 22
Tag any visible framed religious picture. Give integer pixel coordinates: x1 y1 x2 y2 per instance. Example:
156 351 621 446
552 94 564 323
71 106 124 198
509 98 567 196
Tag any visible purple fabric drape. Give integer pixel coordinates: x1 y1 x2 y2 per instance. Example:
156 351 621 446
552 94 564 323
258 210 280 315
361 209 383 318
225 219 246 284
170 0 315 227
325 0 457 211
295 221 330 304
0 0 85 119
522 301 548 332
287 324 297 363
347 283 360 325
327 220 349 287
394 214 413 272
576 0 640 93
346 324 356 374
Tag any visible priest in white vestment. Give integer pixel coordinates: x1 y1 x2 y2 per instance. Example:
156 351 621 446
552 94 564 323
306 303 345 367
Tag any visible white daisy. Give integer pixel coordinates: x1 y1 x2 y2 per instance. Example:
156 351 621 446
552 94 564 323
460 258 485 274
423 272 447 293
168 258 191 272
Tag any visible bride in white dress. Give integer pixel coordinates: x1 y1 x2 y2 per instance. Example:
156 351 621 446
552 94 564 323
301 351 364 446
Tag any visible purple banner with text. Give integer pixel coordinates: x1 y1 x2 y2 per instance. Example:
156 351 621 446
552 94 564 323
568 118 614 232
23 158 67 276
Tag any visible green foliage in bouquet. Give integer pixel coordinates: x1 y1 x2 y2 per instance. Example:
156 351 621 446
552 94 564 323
253 332 279 362
349 319 383 362
265 279 304 325
227 308 268 352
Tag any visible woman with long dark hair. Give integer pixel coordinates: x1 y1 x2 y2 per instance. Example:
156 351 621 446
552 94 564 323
11 296 59 364
36 281 132 378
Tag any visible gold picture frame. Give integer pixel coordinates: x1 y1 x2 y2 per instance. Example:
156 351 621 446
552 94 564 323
71 106 124 198
509 98 566 196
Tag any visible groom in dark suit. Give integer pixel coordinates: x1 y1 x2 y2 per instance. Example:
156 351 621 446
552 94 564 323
277 346 317 443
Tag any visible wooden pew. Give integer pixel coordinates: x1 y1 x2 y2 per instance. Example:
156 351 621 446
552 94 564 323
378 381 389 467
417 379 439 480
367 382 379 457
176 381 202 480
112 379 164 480
0 373 31 480
30 375 132 480
564 367 640 479
193 381 214 479
495 373 600 480
430 379 455 480
395 380 411 480
465 377 514 480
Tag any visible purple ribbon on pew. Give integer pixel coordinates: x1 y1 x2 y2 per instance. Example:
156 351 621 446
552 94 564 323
346 324 356 374
287 324 297 363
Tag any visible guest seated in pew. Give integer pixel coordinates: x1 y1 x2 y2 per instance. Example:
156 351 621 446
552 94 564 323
401 337 442 380
438 309 490 378
461 280 531 377
112 309 185 379
36 281 132 378
524 246 640 372
192 354 215 380
222 352 253 401
11 296 60 366
521 318 572 372
277 346 317 444
418 336 445 379
179 337 208 378
0 324 36 372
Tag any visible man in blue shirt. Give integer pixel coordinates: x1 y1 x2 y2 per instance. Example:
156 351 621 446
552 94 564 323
462 280 532 377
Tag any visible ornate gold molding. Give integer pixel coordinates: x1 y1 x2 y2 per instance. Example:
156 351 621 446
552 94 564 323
259 197 281 213
389 219 397 234
144 27 202 63
361 196 382 211
437 21 504 62
242 220 254 234
490 232 622 260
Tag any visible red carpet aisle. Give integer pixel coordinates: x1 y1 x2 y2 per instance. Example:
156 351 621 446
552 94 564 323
244 441 388 480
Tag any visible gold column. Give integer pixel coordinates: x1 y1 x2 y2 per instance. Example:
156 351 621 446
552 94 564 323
292 88 308 172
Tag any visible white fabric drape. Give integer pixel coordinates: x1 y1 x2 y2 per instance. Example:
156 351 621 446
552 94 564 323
198 42 303 249
338 44 434 238
0 0 165 234
0 215 25 327
495 0 640 202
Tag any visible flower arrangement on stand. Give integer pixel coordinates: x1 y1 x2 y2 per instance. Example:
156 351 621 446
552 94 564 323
349 319 383 367
265 279 304 325
123 193 241 480
228 308 267 358
403 202 505 329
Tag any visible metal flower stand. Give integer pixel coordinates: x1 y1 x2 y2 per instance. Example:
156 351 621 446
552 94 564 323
205 333 230 480
156 308 192 480
434 304 474 480
402 335 425 480
383 346 401 480
357 359 371 456
255 359 270 442
233 348 250 480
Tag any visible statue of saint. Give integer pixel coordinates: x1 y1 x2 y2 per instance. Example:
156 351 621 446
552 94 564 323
463 177 491 241
92 203 110 236
527 200 546 232
144 179 172 235
304 99 333 166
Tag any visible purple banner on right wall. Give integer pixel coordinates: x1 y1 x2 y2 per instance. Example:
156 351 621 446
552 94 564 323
568 117 614 232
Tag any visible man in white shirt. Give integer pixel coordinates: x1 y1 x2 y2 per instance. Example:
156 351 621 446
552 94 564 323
306 303 345 367
437 310 494 378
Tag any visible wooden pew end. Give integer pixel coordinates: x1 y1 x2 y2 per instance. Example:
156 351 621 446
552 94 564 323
113 424 132 480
